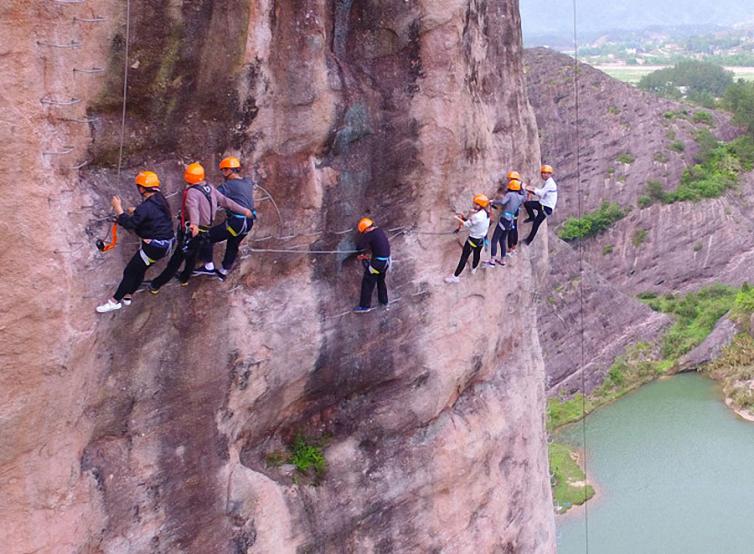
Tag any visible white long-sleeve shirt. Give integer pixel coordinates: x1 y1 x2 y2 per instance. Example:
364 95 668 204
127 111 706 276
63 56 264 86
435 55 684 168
533 177 558 210
464 208 490 239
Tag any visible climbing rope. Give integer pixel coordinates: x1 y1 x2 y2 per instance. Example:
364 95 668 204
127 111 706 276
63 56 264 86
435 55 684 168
571 0 590 552
115 0 131 180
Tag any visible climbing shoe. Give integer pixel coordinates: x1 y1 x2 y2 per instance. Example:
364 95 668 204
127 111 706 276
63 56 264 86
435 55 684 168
444 275 460 284
352 306 373 314
483 260 496 269
192 266 216 277
495 259 506 266
148 285 160 295
122 296 132 306
96 299 122 313
215 268 228 281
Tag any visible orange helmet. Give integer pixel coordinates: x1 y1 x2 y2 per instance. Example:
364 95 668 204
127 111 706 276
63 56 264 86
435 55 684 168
357 217 374 233
473 194 490 208
219 156 241 170
507 179 522 191
507 170 521 181
540 164 554 174
135 170 160 188
184 162 205 184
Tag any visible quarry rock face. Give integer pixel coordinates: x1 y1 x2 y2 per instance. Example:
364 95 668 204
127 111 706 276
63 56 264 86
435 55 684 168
1 1 556 553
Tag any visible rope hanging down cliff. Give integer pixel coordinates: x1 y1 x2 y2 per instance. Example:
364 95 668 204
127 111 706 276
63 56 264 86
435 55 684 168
572 0 591 552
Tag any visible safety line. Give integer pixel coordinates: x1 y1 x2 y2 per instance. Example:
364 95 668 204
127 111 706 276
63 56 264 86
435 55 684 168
115 0 130 180
571 0 590 552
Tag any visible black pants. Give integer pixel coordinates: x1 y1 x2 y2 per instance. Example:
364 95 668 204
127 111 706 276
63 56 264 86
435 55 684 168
359 259 389 308
208 217 254 271
150 232 209 289
454 237 484 276
524 201 552 243
113 241 170 301
508 226 518 249
490 221 512 258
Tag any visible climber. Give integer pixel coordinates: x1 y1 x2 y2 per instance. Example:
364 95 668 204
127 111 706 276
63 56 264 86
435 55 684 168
192 156 256 280
445 194 491 284
352 217 391 314
95 171 175 313
484 176 526 268
523 164 558 245
506 171 527 256
148 162 252 293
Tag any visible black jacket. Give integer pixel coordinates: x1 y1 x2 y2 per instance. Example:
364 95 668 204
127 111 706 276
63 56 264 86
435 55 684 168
358 227 390 258
116 194 174 240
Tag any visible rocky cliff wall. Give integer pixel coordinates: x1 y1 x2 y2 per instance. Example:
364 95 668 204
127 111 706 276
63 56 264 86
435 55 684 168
523 47 754 394
1 1 556 552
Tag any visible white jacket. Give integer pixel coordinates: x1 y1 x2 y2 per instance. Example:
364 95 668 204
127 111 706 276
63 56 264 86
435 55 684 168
534 177 558 210
464 209 490 239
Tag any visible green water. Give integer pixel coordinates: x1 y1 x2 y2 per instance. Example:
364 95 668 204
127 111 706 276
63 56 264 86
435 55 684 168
556 373 754 554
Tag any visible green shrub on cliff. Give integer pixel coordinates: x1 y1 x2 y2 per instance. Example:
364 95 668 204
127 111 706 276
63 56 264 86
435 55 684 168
558 202 626 242
549 442 595 511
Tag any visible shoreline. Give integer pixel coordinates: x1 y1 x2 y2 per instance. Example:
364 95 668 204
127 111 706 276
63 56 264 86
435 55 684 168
725 397 754 422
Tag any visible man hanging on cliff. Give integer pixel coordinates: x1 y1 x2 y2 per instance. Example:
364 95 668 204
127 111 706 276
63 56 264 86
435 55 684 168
353 217 391 314
148 162 252 293
191 156 256 281
523 164 558 245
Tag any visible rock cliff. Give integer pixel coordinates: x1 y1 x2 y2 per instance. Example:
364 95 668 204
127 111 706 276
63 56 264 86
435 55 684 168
525 47 754 394
1 1 555 552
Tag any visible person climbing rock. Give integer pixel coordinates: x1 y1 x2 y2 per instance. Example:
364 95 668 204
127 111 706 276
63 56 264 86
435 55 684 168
352 217 391 314
148 162 252 293
192 156 256 280
445 194 491 283
523 164 558 245
96 171 175 313
506 171 527 256
484 176 525 268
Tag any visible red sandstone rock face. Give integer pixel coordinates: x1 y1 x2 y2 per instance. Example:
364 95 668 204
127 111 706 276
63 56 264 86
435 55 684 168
2 1 555 553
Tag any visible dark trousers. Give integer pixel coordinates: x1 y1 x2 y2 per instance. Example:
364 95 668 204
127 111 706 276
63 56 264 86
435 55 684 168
359 259 389 308
150 232 209 289
454 237 484 276
113 242 169 300
490 222 512 258
208 217 254 271
508 226 518 249
524 201 552 243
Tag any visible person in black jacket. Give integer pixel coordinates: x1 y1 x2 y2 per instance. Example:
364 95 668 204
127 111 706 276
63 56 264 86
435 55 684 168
192 156 256 280
96 171 175 313
353 217 391 313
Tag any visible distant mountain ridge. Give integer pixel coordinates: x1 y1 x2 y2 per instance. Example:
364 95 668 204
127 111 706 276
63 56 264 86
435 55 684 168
521 0 754 44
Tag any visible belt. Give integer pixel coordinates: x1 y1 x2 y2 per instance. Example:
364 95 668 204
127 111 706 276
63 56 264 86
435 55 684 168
374 256 390 261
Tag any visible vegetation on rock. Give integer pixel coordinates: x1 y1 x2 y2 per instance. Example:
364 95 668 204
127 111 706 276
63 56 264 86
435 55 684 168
549 442 595 512
558 202 626 242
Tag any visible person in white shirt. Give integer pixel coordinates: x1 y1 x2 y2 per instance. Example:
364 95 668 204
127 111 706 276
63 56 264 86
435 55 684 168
445 194 491 283
523 164 558 244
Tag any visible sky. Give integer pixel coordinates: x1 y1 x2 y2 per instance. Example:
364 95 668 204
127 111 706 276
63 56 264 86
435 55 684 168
520 0 754 43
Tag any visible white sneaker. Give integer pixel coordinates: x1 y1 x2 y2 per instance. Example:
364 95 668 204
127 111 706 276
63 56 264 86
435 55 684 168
483 260 496 269
471 266 478 274
122 297 132 306
444 275 460 284
96 299 122 313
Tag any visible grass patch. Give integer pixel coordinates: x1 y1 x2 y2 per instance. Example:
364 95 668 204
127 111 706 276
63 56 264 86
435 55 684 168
616 152 636 164
693 111 715 126
653 151 669 163
632 228 648 247
558 202 626 242
549 442 595 512
670 140 686 152
641 284 737 359
602 244 614 255
638 195 652 208
265 434 327 482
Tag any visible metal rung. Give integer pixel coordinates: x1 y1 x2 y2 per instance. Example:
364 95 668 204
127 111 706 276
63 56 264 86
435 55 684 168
72 159 91 169
60 116 98 123
53 0 86 4
36 40 80 49
43 146 75 156
73 16 106 23
41 96 82 105
73 67 105 74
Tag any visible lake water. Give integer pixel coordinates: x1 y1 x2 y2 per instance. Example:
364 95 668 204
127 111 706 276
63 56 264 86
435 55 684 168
556 373 754 554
